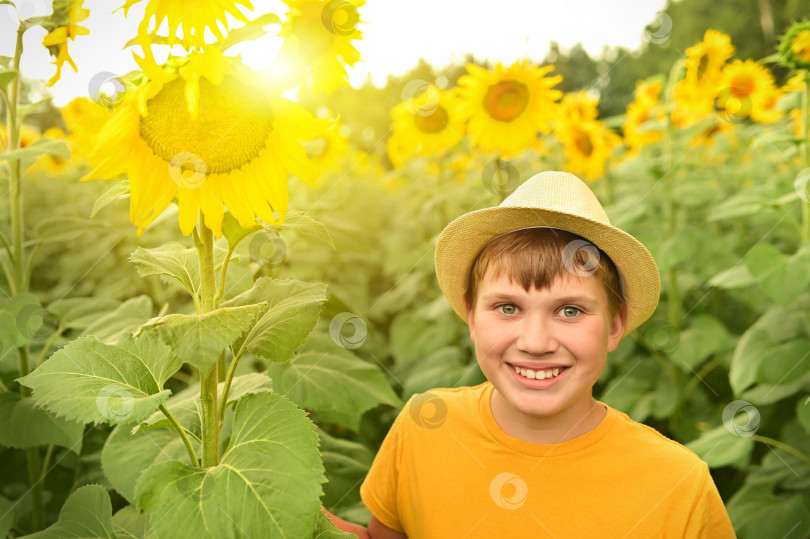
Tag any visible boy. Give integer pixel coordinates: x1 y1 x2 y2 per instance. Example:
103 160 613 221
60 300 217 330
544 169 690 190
326 171 736 538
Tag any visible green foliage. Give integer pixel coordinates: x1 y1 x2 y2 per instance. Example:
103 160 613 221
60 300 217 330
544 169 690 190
24 485 115 538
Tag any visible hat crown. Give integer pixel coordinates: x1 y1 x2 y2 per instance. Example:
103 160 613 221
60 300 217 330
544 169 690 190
501 171 610 225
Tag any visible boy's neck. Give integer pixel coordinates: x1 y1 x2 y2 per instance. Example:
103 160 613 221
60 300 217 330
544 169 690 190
489 391 608 444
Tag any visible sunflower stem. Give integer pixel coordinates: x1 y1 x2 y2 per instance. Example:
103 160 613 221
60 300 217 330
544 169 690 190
218 348 241 428
214 244 236 309
801 69 810 243
751 434 810 467
195 219 220 467
160 403 199 467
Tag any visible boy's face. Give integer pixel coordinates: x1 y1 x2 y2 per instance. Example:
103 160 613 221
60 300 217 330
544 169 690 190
467 269 625 430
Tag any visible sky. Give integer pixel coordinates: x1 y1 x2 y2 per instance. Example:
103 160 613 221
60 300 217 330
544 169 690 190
0 0 669 106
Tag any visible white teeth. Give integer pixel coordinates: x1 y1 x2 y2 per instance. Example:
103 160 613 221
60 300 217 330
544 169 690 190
514 366 565 380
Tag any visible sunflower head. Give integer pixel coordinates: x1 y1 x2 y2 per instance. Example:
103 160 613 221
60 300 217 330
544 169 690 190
683 30 734 87
779 20 810 70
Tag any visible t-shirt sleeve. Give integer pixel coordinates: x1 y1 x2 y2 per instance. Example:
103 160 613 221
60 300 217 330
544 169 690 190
683 462 737 538
360 407 408 533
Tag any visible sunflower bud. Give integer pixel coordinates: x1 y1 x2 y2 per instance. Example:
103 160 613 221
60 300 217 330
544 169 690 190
779 20 810 71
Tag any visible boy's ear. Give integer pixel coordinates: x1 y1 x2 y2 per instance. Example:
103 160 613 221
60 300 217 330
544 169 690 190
607 303 627 352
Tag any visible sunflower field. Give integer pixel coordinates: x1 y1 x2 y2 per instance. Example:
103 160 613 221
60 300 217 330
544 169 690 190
1 0 810 537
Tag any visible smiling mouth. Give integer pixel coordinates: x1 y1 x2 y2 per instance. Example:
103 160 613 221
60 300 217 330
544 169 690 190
508 364 569 380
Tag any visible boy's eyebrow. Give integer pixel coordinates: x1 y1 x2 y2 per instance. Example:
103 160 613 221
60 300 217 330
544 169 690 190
480 291 602 306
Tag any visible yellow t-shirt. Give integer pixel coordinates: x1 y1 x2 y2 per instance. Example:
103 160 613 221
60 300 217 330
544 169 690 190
360 382 737 538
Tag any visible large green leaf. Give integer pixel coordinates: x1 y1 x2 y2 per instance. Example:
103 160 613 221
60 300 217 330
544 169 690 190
265 210 335 250
0 495 13 539
222 211 261 250
670 314 730 370
0 393 84 453
18 332 180 425
32 216 105 245
224 278 327 363
314 512 357 538
268 335 401 430
727 483 810 539
134 391 325 539
131 243 200 298
746 243 810 307
318 428 373 511
25 485 115 538
112 506 155 539
141 304 266 372
49 296 121 330
91 181 130 218
390 308 459 365
685 425 754 468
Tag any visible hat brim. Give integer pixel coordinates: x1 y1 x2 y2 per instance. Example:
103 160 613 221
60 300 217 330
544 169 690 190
434 206 661 337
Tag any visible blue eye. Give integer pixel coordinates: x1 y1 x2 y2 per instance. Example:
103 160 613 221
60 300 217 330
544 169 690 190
500 304 517 315
561 306 580 318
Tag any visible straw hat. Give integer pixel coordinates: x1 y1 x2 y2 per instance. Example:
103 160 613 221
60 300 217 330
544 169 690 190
434 171 660 337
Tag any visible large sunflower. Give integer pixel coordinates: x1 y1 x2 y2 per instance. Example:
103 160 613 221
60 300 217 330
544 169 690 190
120 0 253 49
454 59 562 157
81 49 326 237
42 0 90 86
278 0 365 95
717 59 782 123
387 88 464 167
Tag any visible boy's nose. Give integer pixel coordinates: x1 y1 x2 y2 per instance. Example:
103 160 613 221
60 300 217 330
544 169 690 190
514 315 559 355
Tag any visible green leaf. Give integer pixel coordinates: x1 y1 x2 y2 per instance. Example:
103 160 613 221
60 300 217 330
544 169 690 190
49 296 121 330
25 484 115 538
390 309 459 365
707 264 757 289
80 295 153 343
685 425 754 468
216 12 282 52
670 314 730 370
91 181 129 218
134 391 325 539
746 243 810 307
224 278 327 363
0 392 84 453
268 334 401 429
318 428 373 511
265 210 335 250
0 495 14 539
131 243 200 298
30 216 105 245
798 397 810 435
314 511 357 538
1 293 47 346
0 137 69 163
18 332 181 425
112 506 155 539
222 211 261 250
402 347 468 399
102 422 191 504
0 71 17 93
141 304 266 372
727 484 810 539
